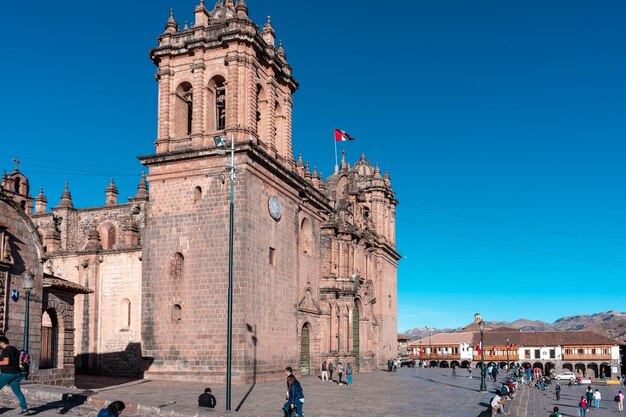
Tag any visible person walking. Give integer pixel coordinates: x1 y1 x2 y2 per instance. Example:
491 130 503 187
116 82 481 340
328 361 334 382
585 387 594 411
616 391 624 413
452 364 457 378
578 396 587 417
337 362 344 385
321 361 328 381
0 336 29 415
283 375 305 417
593 389 601 410
492 366 499 383
555 383 561 401
346 363 353 386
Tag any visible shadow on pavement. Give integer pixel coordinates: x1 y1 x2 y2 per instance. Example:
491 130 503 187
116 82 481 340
27 396 86 415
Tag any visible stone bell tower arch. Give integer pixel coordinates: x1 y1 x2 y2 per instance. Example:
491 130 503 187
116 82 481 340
150 1 298 168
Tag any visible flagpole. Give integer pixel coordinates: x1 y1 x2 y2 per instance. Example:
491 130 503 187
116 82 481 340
334 132 339 173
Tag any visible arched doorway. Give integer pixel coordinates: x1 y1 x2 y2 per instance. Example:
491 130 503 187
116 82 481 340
40 309 58 369
353 302 360 370
587 363 598 378
440 361 449 368
461 360 470 368
575 363 586 377
600 362 611 378
451 361 460 368
545 362 555 376
300 324 310 375
562 363 573 371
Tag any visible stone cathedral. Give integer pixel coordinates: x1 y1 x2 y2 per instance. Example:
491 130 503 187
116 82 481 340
0 0 399 385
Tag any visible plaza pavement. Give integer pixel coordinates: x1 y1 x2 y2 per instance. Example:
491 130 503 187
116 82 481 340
0 368 624 417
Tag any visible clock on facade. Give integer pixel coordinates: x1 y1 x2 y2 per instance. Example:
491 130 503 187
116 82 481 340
268 195 282 221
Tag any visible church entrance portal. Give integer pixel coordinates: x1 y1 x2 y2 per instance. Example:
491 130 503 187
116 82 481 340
300 324 310 375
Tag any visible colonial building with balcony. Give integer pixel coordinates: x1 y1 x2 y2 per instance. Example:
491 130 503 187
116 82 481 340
407 314 624 379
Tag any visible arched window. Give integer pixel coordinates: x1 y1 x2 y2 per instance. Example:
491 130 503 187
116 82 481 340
14 177 20 193
300 218 312 255
275 100 284 153
194 186 202 203
256 84 267 139
172 304 182 322
107 226 116 249
170 252 184 278
120 298 131 329
207 76 226 132
174 82 193 137
40 309 58 369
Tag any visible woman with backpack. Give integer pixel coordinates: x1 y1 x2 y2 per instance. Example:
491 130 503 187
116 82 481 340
346 363 353 386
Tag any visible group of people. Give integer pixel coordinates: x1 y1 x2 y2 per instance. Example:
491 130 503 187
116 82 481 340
387 358 400 372
321 360 353 385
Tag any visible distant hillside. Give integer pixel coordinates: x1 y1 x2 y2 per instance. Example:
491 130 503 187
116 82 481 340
401 310 626 341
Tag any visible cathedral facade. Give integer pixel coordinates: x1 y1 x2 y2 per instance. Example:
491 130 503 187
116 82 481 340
0 0 399 384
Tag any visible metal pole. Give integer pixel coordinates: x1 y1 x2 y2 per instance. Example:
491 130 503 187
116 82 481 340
23 290 30 353
479 323 486 392
226 136 235 411
506 337 510 371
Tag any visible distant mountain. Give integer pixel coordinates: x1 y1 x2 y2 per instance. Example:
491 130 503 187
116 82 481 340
401 310 626 341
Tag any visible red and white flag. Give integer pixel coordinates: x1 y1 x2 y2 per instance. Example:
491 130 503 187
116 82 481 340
476 340 482 355
334 128 356 142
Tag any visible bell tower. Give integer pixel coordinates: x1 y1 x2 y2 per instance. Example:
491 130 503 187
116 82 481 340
150 0 298 167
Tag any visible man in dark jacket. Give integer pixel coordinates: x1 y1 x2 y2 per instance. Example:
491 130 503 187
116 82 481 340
0 336 29 414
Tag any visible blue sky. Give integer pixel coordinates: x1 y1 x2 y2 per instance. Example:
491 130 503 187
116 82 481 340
2 1 626 331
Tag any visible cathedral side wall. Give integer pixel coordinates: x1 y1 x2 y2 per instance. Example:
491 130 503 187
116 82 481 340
95 251 143 376
377 254 398 367
142 156 245 382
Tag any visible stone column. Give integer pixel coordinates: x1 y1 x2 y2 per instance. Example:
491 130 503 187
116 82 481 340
191 58 206 147
348 305 354 352
266 80 277 157
285 95 294 168
156 63 173 153
226 53 240 131
337 304 344 353
330 302 337 352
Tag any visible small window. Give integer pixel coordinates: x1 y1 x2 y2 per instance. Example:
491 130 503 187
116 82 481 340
172 304 182 322
524 350 530 359
107 226 116 249
534 349 540 359
549 349 555 359
120 298 131 329
578 348 584 354
170 252 184 278
269 247 276 265
194 186 202 203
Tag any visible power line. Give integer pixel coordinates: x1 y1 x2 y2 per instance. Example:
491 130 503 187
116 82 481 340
0 152 142 171
24 170 138 178
397 217 626 268
402 203 622 244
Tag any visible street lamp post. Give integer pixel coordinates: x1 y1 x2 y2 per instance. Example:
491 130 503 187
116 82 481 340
506 336 510 371
479 320 486 392
214 134 236 411
21 269 35 354
425 326 434 366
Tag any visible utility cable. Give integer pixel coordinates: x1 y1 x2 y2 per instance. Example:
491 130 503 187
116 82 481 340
397 217 626 268
401 203 621 244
